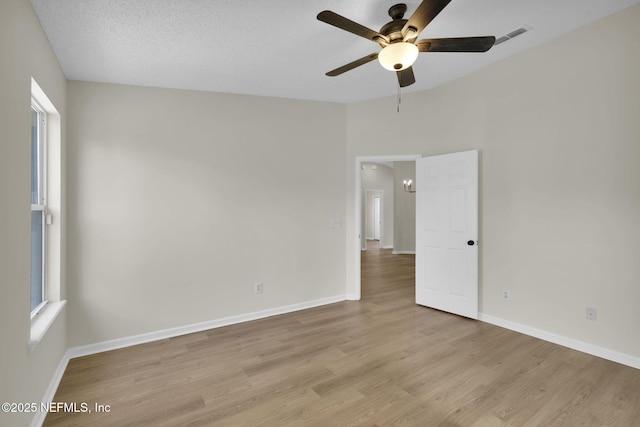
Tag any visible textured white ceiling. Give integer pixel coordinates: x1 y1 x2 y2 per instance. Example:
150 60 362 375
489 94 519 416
31 0 640 103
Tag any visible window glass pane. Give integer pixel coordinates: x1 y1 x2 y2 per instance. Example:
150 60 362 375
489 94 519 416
31 210 44 311
31 108 39 204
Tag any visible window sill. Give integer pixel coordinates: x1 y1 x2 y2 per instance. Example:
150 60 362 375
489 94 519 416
29 300 66 352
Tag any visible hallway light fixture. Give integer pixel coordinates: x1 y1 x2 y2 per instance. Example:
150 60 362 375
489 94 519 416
403 179 415 193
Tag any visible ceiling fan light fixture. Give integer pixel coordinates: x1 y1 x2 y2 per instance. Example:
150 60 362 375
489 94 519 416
378 42 419 71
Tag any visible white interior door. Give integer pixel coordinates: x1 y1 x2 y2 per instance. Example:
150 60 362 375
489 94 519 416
415 150 478 319
373 197 381 240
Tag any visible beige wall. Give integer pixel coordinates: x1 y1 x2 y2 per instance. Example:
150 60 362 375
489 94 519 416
393 161 416 253
346 4 640 357
0 0 68 425
66 82 347 346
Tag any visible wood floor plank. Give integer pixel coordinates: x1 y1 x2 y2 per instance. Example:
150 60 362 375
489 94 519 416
44 240 640 426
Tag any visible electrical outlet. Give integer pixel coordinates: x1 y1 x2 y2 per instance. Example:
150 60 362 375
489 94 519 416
502 289 510 301
254 282 263 294
586 307 597 321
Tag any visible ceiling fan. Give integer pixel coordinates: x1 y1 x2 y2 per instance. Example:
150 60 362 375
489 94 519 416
317 0 496 87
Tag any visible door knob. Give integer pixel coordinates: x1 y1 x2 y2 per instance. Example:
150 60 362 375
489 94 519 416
467 240 476 246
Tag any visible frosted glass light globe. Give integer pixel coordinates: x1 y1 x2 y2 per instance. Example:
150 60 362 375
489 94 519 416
378 42 419 71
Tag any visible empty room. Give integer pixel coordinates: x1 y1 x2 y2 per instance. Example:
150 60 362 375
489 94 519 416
1 0 639 425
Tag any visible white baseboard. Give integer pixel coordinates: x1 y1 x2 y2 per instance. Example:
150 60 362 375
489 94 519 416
33 295 346 427
30 354 70 427
479 313 640 369
392 250 416 255
67 295 347 359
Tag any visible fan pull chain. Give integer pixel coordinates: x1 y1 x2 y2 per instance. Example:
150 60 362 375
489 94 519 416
397 83 401 113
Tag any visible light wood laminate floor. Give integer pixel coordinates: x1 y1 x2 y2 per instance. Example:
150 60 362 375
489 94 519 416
44 241 640 426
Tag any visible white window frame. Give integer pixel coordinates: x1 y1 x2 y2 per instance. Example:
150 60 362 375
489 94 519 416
29 78 66 351
31 99 48 318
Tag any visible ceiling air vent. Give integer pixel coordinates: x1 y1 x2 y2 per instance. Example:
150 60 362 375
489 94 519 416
494 27 531 46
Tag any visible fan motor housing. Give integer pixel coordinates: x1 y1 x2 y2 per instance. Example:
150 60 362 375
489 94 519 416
380 19 408 42
381 3 409 42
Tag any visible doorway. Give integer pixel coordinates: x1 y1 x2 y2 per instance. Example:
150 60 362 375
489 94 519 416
354 155 421 301
373 196 381 241
363 189 384 249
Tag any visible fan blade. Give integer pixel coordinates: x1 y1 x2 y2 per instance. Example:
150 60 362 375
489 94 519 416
396 67 416 87
417 36 496 52
326 53 379 77
317 10 387 44
402 0 452 40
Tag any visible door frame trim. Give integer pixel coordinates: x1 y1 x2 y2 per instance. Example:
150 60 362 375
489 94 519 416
354 155 422 300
